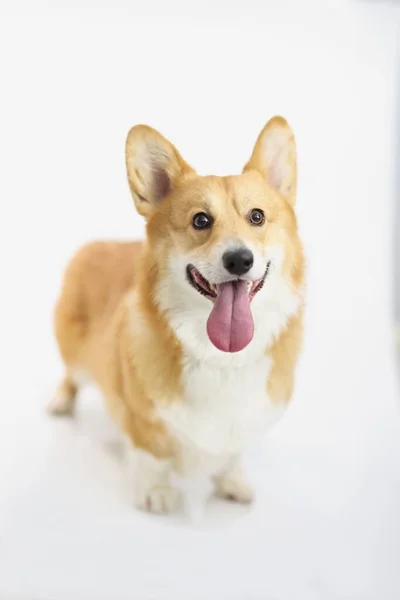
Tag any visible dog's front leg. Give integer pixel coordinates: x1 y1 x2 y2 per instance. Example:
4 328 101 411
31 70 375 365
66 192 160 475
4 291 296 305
121 407 180 515
213 459 255 504
125 444 179 514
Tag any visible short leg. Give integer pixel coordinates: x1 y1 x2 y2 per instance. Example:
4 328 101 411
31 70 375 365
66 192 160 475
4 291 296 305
47 374 78 416
214 460 254 504
126 446 180 515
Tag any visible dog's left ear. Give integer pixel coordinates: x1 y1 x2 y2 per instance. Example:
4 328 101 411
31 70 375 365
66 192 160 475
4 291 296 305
243 116 297 206
125 125 194 218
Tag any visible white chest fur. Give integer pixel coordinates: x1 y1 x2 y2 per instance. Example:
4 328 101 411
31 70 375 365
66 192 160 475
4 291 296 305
159 355 286 462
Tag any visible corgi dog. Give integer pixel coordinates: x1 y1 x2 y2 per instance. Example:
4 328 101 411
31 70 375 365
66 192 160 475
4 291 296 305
49 117 305 514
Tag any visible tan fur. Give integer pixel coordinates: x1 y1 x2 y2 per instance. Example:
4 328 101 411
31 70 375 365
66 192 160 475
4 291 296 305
51 117 305 508
54 240 179 458
267 309 304 403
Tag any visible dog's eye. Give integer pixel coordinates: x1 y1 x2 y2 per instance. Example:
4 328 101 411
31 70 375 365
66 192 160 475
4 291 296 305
192 212 213 230
248 208 265 226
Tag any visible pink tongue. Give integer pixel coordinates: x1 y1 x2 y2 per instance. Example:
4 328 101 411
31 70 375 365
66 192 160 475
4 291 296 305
206 280 254 352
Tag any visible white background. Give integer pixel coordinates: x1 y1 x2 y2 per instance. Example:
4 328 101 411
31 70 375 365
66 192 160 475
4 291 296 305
1 2 400 599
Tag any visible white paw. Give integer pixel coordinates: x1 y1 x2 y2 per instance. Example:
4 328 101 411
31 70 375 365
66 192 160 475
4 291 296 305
215 471 255 504
47 391 75 416
134 485 180 514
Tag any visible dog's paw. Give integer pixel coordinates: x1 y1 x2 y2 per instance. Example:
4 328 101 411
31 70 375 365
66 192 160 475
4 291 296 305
214 469 255 504
47 391 75 416
134 485 180 514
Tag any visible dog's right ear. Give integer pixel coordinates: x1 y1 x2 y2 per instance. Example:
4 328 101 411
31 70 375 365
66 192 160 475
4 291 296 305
125 125 194 218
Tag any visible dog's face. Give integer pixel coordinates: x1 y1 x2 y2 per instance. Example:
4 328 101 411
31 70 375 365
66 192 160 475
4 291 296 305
126 118 304 353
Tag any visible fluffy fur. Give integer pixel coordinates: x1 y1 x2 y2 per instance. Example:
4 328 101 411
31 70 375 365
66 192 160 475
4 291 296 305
50 117 305 514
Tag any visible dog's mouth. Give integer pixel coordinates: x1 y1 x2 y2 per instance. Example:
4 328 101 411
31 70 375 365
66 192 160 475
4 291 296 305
186 262 270 353
186 263 269 303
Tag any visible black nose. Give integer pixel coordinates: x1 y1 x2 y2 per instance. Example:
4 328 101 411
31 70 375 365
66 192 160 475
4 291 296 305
222 248 254 276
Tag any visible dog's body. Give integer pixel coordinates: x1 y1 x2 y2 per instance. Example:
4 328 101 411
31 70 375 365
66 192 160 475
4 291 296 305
50 117 305 513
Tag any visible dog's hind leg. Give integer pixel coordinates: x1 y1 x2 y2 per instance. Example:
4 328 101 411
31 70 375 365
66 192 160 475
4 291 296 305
47 372 79 416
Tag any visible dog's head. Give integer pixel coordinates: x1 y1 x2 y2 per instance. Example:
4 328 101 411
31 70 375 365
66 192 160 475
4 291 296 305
125 118 304 354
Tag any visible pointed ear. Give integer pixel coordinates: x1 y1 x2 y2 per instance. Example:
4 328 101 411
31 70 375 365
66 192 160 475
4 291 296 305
125 125 194 218
243 116 297 206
